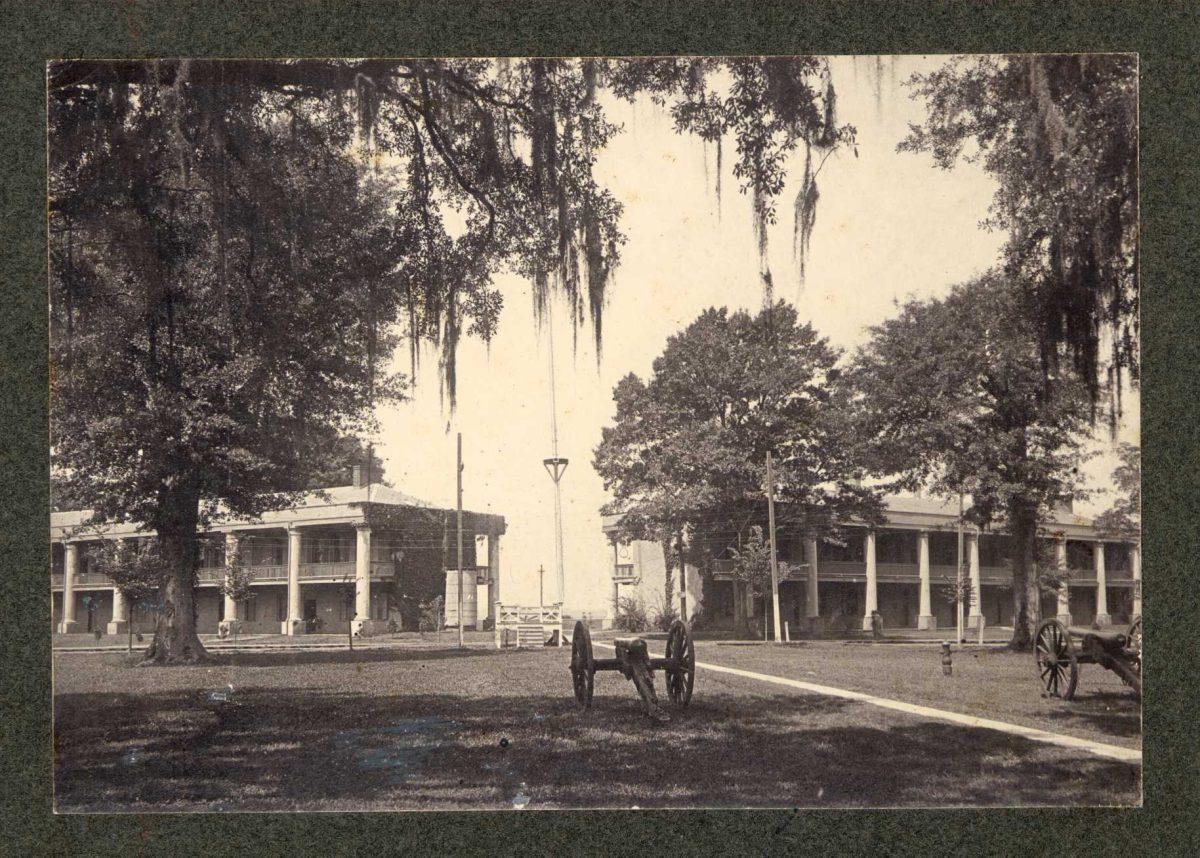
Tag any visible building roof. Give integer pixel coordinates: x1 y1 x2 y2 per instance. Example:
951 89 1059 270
51 482 505 541
602 493 1111 541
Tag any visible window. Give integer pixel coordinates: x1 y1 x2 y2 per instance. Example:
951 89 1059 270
276 592 286 622
244 595 257 622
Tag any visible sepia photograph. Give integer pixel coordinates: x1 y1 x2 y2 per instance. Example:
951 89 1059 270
48 54 1140 812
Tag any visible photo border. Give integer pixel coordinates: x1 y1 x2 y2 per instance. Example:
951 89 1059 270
3 1 1196 851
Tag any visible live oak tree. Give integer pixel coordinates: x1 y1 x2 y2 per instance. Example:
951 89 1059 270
593 301 882 622
50 58 853 663
848 273 1093 650
900 54 1138 428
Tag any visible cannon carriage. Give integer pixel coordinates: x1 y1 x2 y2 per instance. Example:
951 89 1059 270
570 619 695 722
1035 615 1141 700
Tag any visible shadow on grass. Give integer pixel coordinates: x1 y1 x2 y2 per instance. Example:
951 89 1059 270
54 681 1140 811
103 646 506 670
1039 690 1141 739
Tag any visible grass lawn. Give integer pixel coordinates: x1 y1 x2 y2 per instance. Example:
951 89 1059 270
53 643 1140 811
685 639 1141 751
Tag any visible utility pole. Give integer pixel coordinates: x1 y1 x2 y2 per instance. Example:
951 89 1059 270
457 432 464 649
766 452 782 643
543 306 568 647
956 491 965 645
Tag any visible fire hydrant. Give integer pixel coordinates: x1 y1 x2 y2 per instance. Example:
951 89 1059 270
941 641 953 676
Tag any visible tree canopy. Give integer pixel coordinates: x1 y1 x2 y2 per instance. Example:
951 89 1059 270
49 57 852 662
900 54 1138 428
848 273 1094 647
1093 442 1141 540
594 301 882 567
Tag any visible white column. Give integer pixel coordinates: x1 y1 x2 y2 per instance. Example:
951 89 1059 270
1056 538 1071 624
1130 542 1142 616
917 531 935 630
109 586 128 634
1094 540 1111 625
221 532 241 633
967 533 983 628
58 541 81 633
353 524 372 636
487 533 502 624
861 530 878 631
108 538 131 634
805 537 820 620
285 526 304 635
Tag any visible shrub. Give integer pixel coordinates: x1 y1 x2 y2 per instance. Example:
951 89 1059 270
652 603 680 632
418 595 444 632
614 596 649 632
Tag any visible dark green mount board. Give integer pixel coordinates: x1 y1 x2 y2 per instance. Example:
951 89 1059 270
3 1 1196 854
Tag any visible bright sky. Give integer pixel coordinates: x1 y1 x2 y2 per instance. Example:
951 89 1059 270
373 56 1139 615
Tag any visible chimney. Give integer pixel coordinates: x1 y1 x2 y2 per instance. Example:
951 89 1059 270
352 464 366 487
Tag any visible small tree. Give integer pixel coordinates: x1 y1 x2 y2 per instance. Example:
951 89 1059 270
214 536 253 639
89 538 167 653
728 526 774 638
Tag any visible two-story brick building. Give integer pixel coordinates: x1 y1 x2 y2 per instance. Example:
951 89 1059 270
52 467 505 637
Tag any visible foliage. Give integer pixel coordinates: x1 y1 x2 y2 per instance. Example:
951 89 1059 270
651 601 680 633
418 595 445 632
594 300 883 574
849 273 1094 648
307 438 391 489
726 526 774 601
614 596 650 633
1092 443 1141 539
608 58 855 293
212 536 253 605
900 54 1138 425
88 538 166 605
936 571 976 614
48 58 854 663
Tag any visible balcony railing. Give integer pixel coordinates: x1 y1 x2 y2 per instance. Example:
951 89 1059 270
50 571 111 589
193 561 394 585
613 563 637 582
710 559 808 581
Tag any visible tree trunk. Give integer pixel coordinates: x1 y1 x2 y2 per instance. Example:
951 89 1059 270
142 487 208 664
1008 498 1039 651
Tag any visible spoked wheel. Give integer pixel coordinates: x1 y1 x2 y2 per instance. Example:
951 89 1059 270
1124 615 1142 694
570 620 594 710
664 620 695 707
1035 618 1079 700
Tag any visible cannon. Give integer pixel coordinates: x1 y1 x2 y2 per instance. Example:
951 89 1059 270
570 619 695 722
1035 615 1141 700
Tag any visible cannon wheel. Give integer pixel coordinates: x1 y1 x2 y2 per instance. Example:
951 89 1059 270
665 620 695 707
1123 615 1142 696
1035 618 1079 700
1127 615 1142 663
570 620 594 709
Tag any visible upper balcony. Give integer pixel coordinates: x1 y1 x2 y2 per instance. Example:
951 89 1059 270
53 561 397 590
612 563 637 582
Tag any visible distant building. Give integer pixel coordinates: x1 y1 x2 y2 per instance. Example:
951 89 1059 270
603 494 1140 634
51 467 505 637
